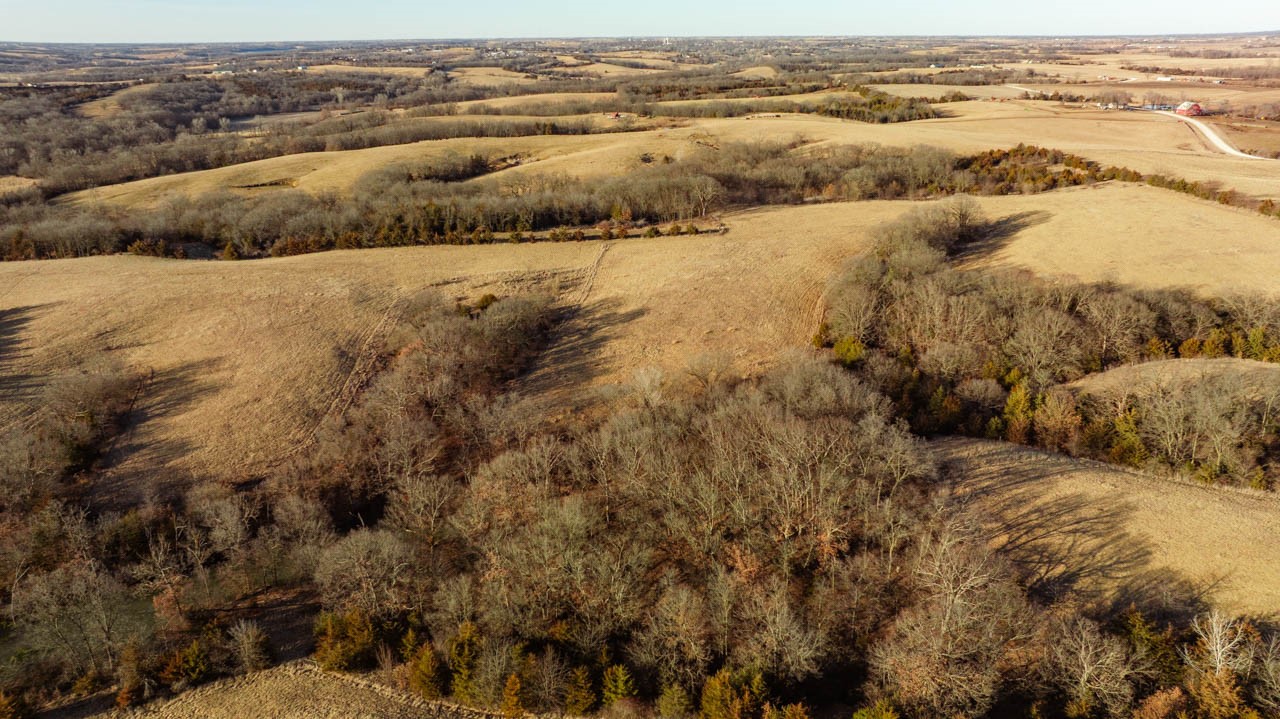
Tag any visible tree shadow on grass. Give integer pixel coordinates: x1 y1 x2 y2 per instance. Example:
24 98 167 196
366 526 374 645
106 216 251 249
89 358 223 512
953 210 1053 263
939 439 1217 621
0 304 49 408
518 295 648 413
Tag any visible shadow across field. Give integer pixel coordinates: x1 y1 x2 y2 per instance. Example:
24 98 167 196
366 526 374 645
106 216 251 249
939 438 1216 621
519 295 648 410
0 304 46 405
92 358 223 510
954 210 1052 262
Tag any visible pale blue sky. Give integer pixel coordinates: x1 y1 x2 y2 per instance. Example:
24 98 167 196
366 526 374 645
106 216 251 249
2 0 1277 43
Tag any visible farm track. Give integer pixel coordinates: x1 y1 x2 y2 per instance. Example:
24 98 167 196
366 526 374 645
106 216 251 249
1152 110 1275 160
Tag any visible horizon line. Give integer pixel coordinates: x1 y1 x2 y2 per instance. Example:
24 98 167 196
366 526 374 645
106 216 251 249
3 30 1280 46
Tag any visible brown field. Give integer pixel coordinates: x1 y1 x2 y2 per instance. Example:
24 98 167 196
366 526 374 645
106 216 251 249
869 83 1025 99
75 82 154 118
1068 357 1280 399
80 661 433 719
961 182 1280 297
682 103 1280 199
932 52 1277 86
940 437 1280 617
304 64 433 78
446 66 542 86
0 175 37 196
1208 118 1280 155
545 62 664 77
452 91 618 111
65 127 699 208
0 242 598 504
1 198 902 493
731 65 780 79
598 51 702 71
1017 81 1280 108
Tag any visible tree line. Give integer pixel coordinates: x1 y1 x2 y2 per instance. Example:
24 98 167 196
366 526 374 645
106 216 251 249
7 141 1275 263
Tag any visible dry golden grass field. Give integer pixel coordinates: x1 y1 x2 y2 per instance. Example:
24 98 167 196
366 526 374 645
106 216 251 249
731 65 780 79
0 243 597 505
960 183 1280 296
305 64 434 78
1209 118 1280 155
545 62 664 77
445 66 542 86
1068 357 1280 399
0 175 37 197
80 661 432 719
66 125 697 208
75 82 155 118
452 91 619 111
868 83 1026 99
940 436 1280 617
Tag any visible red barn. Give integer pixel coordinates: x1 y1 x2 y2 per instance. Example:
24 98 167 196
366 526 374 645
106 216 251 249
1175 101 1204 116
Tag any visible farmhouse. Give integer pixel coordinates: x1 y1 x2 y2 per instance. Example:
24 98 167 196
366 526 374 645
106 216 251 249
1175 101 1204 116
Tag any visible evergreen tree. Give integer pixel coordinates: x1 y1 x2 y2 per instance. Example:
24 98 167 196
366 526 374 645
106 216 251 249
602 665 637 707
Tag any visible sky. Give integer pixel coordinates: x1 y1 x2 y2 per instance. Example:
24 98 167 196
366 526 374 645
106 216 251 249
1 0 1278 43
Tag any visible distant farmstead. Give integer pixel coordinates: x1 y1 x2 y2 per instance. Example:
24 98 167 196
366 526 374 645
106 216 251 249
1175 101 1203 117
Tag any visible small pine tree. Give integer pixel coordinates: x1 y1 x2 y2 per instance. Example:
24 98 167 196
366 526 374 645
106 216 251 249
850 700 899 719
1244 327 1269 360
447 621 481 706
409 645 444 700
762 703 810 719
161 639 211 688
400 628 420 662
1190 670 1254 719
602 665 637 707
658 683 693 719
564 666 596 715
1109 410 1148 468
1143 337 1171 360
314 609 376 671
222 241 240 261
1120 608 1181 688
832 336 865 367
811 322 831 349
1003 381 1034 444
502 673 525 718
700 668 765 719
1178 336 1203 358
